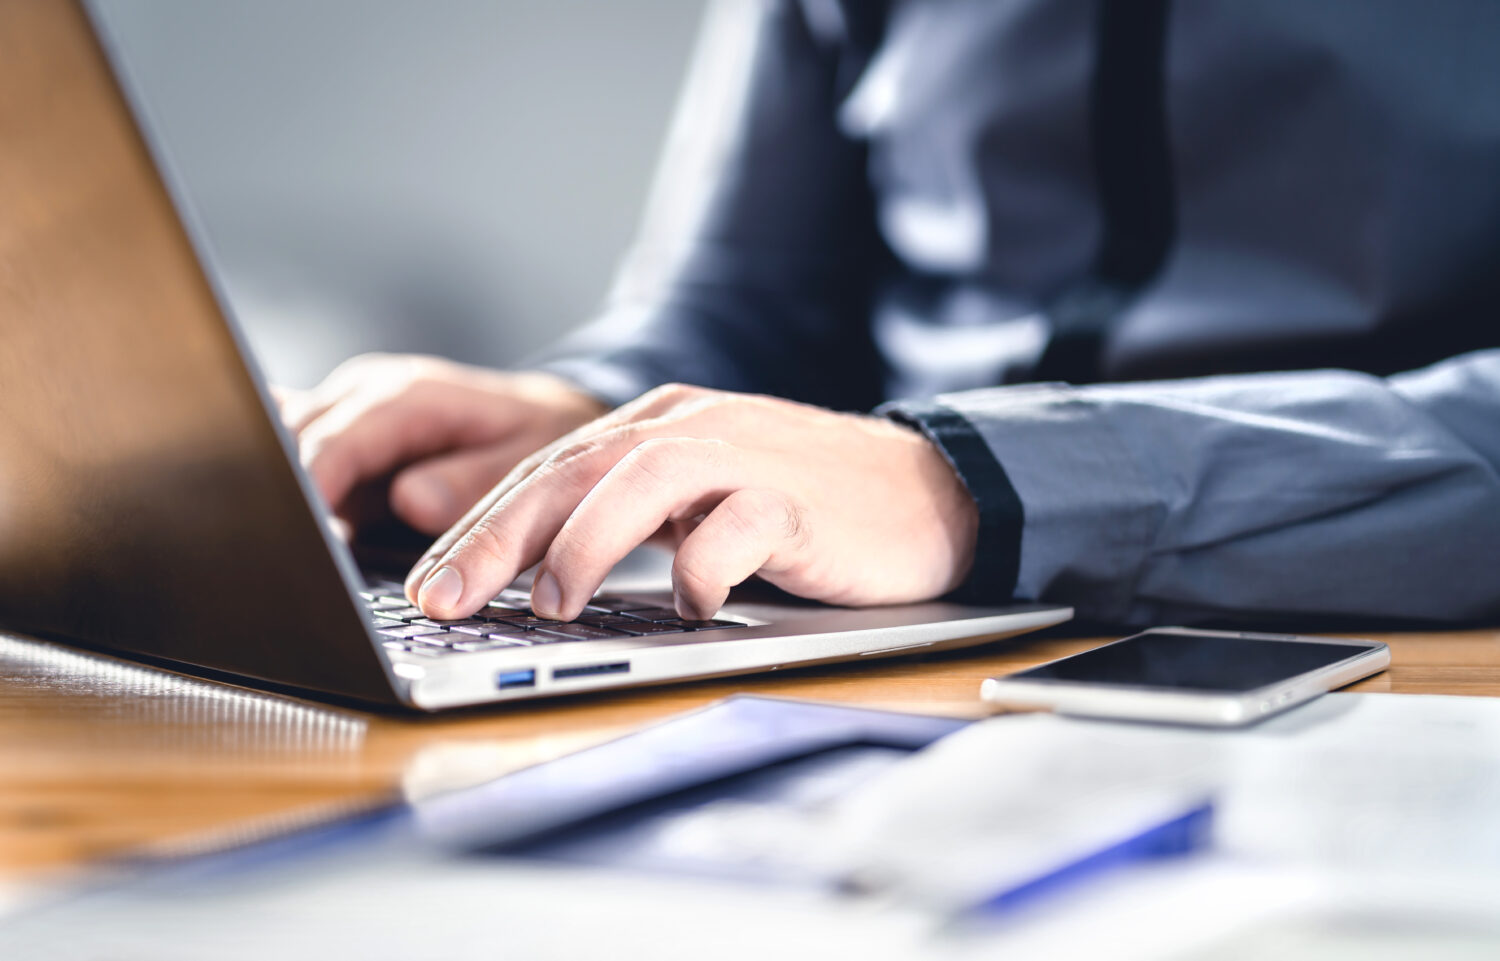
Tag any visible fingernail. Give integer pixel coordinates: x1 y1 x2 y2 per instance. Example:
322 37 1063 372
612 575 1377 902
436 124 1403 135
419 566 463 614
531 570 562 619
405 556 438 603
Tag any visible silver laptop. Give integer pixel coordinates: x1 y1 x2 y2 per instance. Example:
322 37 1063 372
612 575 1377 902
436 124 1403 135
0 0 1071 711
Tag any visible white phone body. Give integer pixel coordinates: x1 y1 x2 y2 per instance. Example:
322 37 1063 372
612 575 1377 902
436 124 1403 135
980 627 1390 727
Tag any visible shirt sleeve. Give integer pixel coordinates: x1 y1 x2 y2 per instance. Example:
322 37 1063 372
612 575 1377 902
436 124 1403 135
529 0 885 412
882 349 1500 626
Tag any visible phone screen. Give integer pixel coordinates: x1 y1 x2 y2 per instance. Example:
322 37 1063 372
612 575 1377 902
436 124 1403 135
1009 631 1369 693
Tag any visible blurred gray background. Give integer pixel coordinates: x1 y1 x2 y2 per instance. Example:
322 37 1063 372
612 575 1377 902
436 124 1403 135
95 0 704 386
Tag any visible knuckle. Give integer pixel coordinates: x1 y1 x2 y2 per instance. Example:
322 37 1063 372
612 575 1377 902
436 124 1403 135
672 393 738 426
359 384 410 414
329 351 388 379
342 354 447 395
538 435 607 477
671 553 717 598
644 435 729 465
621 436 717 485
641 382 705 409
544 527 594 580
780 500 811 550
334 380 418 423
509 450 550 484
630 435 684 459
723 490 776 536
614 441 678 492
725 490 809 549
389 368 442 400
653 381 697 401
337 387 417 435
330 351 425 388
449 515 509 566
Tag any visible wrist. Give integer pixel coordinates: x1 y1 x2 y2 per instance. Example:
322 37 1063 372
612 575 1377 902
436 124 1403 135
865 414 981 596
877 401 1024 603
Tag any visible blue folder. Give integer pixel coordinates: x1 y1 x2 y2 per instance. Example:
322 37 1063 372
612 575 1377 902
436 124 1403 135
106 695 1207 915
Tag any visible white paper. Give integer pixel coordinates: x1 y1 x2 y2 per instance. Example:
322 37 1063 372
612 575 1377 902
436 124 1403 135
803 692 1500 910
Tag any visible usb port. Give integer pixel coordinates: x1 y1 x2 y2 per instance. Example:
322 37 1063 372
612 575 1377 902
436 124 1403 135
552 661 630 680
496 669 536 689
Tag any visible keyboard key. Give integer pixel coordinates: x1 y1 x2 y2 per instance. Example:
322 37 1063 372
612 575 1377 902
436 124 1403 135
408 632 461 646
603 620 690 636
573 614 647 630
532 624 628 641
590 595 658 613
661 619 749 631
458 629 532 645
455 622 528 637
411 618 489 631
493 615 561 630
472 606 526 621
365 597 409 611
451 638 529 652
378 607 426 622
377 624 442 639
371 616 405 630
616 607 684 623
523 634 575 644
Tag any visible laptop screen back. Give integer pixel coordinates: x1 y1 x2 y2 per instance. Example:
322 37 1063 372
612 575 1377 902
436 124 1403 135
0 1 395 704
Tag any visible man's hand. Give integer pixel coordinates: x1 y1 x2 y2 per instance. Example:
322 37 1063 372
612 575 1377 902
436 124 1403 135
280 355 607 534
405 384 980 622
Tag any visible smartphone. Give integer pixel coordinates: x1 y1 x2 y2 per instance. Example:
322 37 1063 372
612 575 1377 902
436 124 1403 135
980 627 1389 726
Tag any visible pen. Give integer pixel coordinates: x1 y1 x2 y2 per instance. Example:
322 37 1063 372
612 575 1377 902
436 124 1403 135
959 799 1216 920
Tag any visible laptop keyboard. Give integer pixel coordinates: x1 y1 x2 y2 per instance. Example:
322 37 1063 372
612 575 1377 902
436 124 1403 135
360 585 747 658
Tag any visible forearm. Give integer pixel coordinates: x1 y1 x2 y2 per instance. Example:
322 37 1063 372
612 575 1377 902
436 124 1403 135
885 349 1500 625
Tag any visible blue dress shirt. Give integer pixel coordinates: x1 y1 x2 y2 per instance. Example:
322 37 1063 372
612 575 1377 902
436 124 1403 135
535 0 1500 625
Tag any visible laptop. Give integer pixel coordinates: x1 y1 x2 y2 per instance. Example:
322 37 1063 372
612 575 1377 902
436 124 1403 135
0 0 1071 711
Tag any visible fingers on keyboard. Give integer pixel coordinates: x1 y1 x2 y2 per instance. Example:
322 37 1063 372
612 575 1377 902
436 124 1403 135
363 588 745 656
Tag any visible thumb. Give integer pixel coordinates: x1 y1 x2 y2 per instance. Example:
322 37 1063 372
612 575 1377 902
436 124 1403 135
388 442 530 534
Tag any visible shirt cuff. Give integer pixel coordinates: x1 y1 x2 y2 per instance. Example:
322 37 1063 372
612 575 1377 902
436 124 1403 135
902 384 1164 622
878 399 1024 603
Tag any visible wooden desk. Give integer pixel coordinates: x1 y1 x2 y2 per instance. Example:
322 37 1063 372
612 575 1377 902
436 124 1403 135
4 626 1499 884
